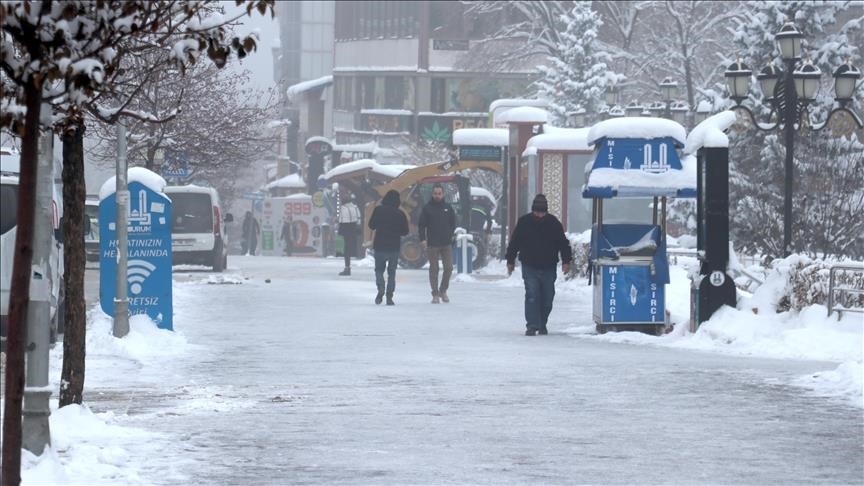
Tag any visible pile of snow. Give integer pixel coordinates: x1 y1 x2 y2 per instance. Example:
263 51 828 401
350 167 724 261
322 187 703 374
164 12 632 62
523 127 593 156
452 128 508 147
496 106 549 124
561 253 862 408
684 110 738 154
264 173 304 190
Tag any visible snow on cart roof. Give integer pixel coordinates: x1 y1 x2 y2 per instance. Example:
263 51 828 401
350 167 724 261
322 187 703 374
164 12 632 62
522 127 593 156
587 117 687 146
452 128 508 147
496 106 549 124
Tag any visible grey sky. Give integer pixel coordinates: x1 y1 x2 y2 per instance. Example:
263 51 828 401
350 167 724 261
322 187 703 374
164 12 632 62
223 1 280 91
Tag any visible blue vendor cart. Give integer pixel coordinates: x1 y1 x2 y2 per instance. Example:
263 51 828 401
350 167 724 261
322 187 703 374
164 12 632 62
582 118 696 335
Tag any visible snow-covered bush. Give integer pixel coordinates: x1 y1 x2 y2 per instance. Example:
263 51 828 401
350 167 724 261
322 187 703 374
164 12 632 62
751 255 864 313
567 230 592 279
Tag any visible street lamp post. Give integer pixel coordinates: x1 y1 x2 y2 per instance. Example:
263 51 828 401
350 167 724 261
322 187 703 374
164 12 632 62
724 21 863 257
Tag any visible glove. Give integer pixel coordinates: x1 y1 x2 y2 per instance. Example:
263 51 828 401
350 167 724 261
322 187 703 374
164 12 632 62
507 263 515 275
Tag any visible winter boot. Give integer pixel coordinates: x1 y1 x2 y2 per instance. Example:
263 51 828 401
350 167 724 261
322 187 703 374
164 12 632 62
386 293 395 306
440 291 449 303
431 292 440 304
375 289 384 305
539 326 548 335
339 267 351 276
525 329 538 336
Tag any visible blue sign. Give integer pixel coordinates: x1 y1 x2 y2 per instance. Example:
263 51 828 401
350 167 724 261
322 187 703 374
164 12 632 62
162 149 188 178
99 182 173 330
593 137 683 171
242 192 266 201
600 265 665 324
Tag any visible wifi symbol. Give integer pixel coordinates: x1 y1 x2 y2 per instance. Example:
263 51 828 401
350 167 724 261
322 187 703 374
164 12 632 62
127 259 156 295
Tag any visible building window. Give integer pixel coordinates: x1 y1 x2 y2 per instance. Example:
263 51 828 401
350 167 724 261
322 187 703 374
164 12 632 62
384 76 404 109
358 77 375 109
431 78 446 113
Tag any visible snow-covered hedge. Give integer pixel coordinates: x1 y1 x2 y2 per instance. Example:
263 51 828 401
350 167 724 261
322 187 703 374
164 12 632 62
753 256 864 313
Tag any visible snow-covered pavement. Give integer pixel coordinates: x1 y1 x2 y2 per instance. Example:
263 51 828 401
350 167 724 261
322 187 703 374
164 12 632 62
15 256 864 485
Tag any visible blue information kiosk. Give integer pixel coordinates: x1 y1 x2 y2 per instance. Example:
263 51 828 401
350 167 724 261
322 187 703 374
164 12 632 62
582 118 696 335
100 169 173 330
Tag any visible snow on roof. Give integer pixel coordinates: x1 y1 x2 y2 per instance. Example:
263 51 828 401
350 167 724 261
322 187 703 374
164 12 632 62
265 173 305 190
323 159 416 180
496 106 549 124
489 98 548 113
452 128 508 146
470 186 497 213
523 127 592 156
99 167 167 201
360 109 413 116
684 111 738 154
164 184 217 195
305 136 332 146
587 117 687 146
584 153 696 198
286 75 333 103
333 141 378 154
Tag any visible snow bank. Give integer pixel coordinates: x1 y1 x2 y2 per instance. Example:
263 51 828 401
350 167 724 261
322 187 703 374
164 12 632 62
265 173 305 190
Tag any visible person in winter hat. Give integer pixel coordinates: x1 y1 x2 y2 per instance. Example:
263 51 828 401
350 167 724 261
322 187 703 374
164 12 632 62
418 184 456 303
338 193 361 276
505 194 572 335
368 189 409 305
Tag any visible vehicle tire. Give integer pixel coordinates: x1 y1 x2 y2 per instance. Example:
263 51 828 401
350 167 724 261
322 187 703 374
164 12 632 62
212 240 225 272
399 235 427 269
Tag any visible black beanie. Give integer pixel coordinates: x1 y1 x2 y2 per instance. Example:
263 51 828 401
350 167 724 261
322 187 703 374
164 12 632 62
531 194 548 213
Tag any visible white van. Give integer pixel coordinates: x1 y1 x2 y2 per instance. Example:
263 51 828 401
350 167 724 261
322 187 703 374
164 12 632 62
164 184 233 272
1 146 64 349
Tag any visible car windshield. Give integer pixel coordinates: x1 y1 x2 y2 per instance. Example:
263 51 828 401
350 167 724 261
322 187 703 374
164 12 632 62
1 183 18 235
170 193 213 233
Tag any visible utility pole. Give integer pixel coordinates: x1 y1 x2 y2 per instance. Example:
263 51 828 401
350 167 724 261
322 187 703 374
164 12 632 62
22 103 54 454
114 123 129 337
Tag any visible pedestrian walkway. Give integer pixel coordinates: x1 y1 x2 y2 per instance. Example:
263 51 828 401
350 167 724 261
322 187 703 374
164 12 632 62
70 257 864 485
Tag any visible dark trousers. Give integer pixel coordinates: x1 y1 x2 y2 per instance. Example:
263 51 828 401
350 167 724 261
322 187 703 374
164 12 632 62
522 265 557 331
374 250 399 295
343 230 356 268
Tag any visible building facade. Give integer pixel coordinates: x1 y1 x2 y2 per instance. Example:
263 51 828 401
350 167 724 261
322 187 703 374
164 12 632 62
273 1 335 174
331 1 535 154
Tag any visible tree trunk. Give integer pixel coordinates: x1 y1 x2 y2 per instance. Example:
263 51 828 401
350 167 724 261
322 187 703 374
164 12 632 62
58 121 87 407
2 81 41 486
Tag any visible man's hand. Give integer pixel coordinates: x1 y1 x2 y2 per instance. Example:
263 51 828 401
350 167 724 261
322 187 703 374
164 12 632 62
562 263 571 275
420 240 427 250
507 263 515 275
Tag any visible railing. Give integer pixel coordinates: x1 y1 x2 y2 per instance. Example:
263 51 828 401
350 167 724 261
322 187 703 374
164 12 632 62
828 264 864 318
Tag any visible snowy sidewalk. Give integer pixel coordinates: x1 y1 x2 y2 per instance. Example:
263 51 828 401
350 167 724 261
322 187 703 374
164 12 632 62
14 256 864 485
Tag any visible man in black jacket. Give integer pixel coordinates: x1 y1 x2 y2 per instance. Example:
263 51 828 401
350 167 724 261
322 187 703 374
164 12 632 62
418 184 456 303
368 189 409 305
506 194 572 336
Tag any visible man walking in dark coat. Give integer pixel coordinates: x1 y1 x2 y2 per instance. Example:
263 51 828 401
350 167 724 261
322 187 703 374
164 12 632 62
368 189 409 305
506 194 572 336
418 184 456 303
